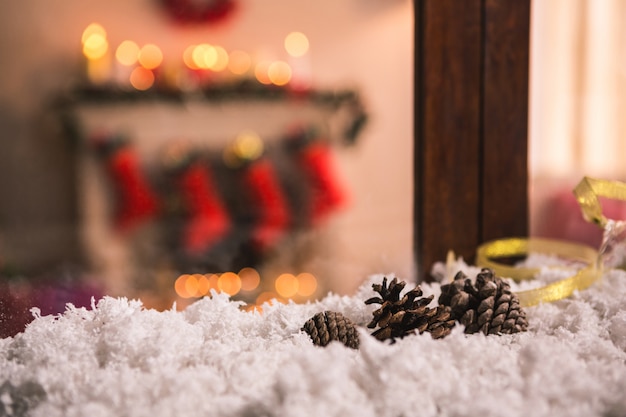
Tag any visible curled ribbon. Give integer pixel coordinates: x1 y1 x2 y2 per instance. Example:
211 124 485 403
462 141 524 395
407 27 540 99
475 176 626 307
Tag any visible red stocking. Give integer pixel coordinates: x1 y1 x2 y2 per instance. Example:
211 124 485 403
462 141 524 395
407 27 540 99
298 141 348 225
177 162 231 254
104 145 159 232
242 159 291 251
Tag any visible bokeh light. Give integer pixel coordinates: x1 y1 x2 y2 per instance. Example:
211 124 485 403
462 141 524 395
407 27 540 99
234 130 264 160
138 44 163 70
255 291 285 307
129 67 155 90
195 273 210 296
206 273 220 291
239 267 261 291
275 273 299 298
268 61 292 86
284 31 310 57
254 61 272 85
82 33 108 60
296 272 318 297
183 45 200 70
228 50 251 75
175 274 191 298
184 274 199 297
218 272 242 296
81 23 106 45
212 46 229 71
116 40 140 66
192 44 217 70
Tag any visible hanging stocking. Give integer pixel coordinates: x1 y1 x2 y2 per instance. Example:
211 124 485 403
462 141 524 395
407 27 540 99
95 137 159 232
176 161 231 254
242 158 291 251
297 140 348 226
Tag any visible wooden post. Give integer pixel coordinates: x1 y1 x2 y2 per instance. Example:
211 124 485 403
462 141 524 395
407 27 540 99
414 0 530 281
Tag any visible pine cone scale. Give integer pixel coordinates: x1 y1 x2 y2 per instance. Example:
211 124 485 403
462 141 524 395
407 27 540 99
439 268 529 336
366 277 456 342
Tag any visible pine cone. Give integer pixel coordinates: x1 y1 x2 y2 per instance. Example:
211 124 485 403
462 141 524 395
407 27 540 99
366 277 455 342
439 268 529 335
302 311 360 349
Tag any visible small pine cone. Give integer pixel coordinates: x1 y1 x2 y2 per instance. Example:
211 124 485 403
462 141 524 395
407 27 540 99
439 268 529 335
302 311 359 349
366 277 455 342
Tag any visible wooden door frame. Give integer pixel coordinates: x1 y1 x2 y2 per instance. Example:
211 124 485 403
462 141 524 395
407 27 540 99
413 0 531 280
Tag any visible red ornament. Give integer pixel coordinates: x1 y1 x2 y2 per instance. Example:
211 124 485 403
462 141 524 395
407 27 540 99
176 162 231 254
160 0 236 25
242 159 291 251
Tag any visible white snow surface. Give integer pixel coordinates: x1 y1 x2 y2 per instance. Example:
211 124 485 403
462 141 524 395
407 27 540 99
2 260 626 417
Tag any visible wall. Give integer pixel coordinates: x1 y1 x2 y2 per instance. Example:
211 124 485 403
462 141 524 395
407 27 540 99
0 0 414 300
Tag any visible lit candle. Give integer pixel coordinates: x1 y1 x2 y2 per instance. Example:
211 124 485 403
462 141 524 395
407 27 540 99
81 23 111 85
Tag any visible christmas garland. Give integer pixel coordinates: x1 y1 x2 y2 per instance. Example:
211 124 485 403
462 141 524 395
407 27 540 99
160 0 236 25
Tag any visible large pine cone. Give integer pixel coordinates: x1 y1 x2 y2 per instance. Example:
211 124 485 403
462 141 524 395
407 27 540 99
439 268 528 335
366 277 455 341
302 311 360 349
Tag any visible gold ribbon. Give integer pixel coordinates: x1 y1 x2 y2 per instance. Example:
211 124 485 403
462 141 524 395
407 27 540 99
573 177 626 228
476 237 600 307
474 176 626 307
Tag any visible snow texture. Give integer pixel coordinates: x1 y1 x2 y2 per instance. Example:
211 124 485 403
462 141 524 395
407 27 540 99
2 259 626 417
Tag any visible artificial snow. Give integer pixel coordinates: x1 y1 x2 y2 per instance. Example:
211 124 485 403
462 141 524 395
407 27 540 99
2 260 626 417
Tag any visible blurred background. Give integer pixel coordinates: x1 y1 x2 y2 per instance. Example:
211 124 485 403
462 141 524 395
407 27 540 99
1 0 626 337
0 0 414 335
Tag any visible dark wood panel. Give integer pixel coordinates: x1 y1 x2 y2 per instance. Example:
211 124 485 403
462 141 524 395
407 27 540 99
414 0 483 280
414 0 530 281
481 0 530 241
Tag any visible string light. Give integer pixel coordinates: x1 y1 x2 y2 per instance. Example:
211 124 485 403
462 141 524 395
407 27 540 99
129 67 154 90
228 50 251 75
81 23 106 45
275 273 299 298
115 40 140 66
138 44 163 70
284 31 309 57
267 61 292 86
239 267 261 291
218 272 242 296
254 61 272 85
296 272 317 297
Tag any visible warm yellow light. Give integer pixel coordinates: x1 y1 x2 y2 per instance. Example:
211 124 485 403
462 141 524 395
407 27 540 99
218 272 242 296
183 45 200 70
184 274 199 297
233 130 264 161
82 23 106 45
296 272 317 297
192 44 208 69
191 43 218 70
195 273 210 296
284 31 309 57
83 34 108 60
275 273 299 298
175 274 191 298
129 67 155 90
255 291 285 306
254 61 272 85
211 46 229 71
239 267 261 291
206 273 220 291
116 40 139 66
138 44 163 70
268 61 292 86
228 50 251 75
